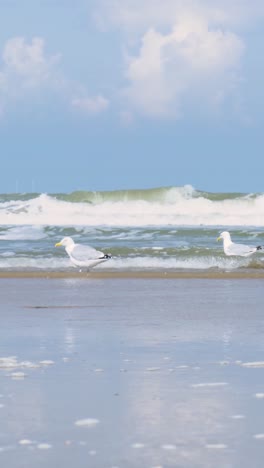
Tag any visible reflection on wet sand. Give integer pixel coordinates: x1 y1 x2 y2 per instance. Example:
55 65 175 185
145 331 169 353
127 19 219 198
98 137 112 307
0 278 264 467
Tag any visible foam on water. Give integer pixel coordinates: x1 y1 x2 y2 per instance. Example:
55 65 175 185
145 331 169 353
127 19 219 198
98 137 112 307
74 418 100 427
0 356 53 370
131 443 145 449
0 226 46 240
39 360 54 366
37 443 52 450
105 255 248 271
0 253 250 271
1 186 264 226
241 362 264 368
0 357 18 369
0 256 71 270
0 186 264 272
191 382 229 388
10 372 27 379
19 440 33 445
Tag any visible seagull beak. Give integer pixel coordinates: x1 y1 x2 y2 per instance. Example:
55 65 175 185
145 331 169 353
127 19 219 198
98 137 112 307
217 237 221 242
55 242 62 247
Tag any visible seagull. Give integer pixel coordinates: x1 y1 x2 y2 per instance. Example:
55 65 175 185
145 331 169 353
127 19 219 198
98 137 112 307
55 237 111 270
217 231 262 257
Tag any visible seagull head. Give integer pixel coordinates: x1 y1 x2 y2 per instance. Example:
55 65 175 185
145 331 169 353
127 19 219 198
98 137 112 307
55 237 75 248
217 231 231 243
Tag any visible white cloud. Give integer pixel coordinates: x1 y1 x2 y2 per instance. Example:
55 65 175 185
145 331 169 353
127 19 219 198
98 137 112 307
1 37 62 97
0 36 63 111
0 36 110 118
96 0 259 118
124 16 244 117
97 0 264 33
2 37 60 86
71 95 109 114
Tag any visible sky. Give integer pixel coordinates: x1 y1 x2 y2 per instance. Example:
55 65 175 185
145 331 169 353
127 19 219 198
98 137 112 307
1 0 264 194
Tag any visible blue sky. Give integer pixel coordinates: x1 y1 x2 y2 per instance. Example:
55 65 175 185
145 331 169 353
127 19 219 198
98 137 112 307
1 0 264 194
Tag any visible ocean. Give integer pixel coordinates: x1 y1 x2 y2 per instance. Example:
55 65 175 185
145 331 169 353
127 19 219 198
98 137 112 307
0 185 264 271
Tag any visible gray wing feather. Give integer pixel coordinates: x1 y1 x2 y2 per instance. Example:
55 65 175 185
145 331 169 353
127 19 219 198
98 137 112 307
71 244 104 261
228 243 256 256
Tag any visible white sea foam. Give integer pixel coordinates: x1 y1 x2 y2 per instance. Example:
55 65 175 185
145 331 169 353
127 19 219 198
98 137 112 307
19 440 33 445
0 254 248 271
0 357 18 369
20 361 40 369
241 362 264 368
1 187 264 226
37 443 52 450
0 256 70 270
39 360 55 366
10 372 27 379
0 357 52 372
0 226 46 240
191 382 228 388
0 251 15 257
102 256 246 271
74 418 100 427
131 443 145 449
0 186 263 273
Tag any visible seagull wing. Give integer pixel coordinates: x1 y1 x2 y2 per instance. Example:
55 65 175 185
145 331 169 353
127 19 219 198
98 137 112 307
227 242 257 257
71 244 105 261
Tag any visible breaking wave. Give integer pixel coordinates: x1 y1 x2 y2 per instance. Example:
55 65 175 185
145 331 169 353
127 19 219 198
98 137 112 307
0 185 264 226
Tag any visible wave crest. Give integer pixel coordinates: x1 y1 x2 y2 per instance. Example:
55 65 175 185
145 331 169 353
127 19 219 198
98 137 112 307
0 186 264 226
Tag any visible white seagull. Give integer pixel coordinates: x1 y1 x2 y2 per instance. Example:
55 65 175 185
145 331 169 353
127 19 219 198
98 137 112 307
55 237 111 269
217 231 262 257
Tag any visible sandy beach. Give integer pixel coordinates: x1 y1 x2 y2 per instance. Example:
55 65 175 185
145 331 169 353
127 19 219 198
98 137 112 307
0 269 264 279
0 277 264 467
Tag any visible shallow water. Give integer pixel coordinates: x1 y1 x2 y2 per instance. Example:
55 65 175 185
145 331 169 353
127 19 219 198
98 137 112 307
0 278 264 467
0 225 264 272
1 186 264 272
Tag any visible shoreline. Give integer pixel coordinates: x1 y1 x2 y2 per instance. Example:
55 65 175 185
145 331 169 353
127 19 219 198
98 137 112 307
0 269 264 279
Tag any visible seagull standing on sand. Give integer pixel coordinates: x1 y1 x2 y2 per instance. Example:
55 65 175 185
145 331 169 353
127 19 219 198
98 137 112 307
217 231 263 257
55 237 111 270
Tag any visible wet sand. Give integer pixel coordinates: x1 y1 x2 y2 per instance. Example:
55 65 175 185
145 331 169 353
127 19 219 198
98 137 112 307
0 277 264 467
0 269 264 279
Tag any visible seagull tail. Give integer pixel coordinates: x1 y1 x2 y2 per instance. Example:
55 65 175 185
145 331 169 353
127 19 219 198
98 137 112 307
100 254 112 259
256 246 263 251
